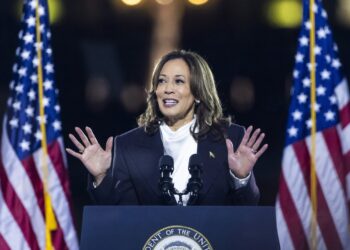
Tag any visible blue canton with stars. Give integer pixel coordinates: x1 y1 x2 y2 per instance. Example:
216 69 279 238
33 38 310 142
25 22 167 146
286 0 345 146
6 0 62 160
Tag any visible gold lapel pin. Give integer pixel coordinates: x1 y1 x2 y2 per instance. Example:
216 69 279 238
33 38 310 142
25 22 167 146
209 151 215 159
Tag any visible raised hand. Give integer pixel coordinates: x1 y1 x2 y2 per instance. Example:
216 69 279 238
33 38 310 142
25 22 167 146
226 126 268 178
66 127 113 185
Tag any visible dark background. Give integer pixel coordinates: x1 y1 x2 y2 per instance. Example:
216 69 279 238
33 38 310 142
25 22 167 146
1 0 349 235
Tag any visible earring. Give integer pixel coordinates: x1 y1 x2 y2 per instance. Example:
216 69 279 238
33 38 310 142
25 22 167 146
195 99 200 104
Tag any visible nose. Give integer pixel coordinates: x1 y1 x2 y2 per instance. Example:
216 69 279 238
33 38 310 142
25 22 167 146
164 82 174 94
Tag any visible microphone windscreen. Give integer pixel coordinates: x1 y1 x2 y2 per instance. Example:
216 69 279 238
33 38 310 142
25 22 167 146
189 154 202 168
159 155 174 167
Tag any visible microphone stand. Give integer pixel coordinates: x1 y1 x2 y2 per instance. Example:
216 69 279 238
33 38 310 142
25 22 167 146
186 155 203 206
159 155 177 205
159 154 203 206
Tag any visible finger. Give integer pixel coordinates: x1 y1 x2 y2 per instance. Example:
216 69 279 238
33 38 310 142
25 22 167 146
240 126 253 146
226 139 234 155
252 133 265 151
255 144 268 158
66 148 82 160
75 127 91 147
105 137 113 153
85 127 99 145
69 133 85 152
246 128 260 147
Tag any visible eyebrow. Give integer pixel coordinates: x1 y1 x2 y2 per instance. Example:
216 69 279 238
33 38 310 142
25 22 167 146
159 74 185 78
175 75 185 78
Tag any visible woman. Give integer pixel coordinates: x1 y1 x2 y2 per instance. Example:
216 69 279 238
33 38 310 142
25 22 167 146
66 50 268 205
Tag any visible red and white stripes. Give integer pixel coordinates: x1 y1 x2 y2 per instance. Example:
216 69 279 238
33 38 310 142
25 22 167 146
277 79 350 249
0 117 78 250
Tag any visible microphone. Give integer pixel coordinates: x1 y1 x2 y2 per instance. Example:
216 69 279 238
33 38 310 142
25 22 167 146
158 155 176 205
186 154 203 205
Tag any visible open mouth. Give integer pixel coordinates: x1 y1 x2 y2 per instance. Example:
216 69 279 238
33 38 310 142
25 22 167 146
163 99 178 107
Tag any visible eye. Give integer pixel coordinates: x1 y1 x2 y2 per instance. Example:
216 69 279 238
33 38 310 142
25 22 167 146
157 78 166 84
175 79 185 84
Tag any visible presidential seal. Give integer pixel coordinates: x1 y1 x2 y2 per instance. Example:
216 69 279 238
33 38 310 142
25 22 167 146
143 225 213 250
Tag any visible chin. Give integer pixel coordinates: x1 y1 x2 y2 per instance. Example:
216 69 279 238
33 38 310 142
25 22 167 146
160 108 178 117
162 113 178 121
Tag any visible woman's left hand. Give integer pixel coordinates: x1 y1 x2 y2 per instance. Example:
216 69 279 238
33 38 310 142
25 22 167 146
226 126 268 178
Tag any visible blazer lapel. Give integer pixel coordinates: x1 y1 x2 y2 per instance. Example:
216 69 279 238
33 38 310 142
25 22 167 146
132 130 164 196
197 134 228 196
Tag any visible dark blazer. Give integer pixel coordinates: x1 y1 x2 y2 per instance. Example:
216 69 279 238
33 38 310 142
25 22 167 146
88 124 260 205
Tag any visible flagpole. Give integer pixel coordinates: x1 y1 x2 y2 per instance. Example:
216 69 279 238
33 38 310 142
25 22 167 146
309 0 317 249
35 0 57 249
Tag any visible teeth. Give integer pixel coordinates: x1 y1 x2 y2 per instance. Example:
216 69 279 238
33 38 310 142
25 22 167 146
164 99 178 104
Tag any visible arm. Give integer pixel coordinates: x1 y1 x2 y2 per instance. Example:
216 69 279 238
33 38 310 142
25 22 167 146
88 137 140 205
66 127 139 205
228 170 260 205
226 125 267 205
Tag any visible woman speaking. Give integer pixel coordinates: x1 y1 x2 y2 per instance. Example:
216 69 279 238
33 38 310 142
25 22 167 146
66 50 268 205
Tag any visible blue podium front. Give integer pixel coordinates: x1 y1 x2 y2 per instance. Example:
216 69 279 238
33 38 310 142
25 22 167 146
80 206 279 250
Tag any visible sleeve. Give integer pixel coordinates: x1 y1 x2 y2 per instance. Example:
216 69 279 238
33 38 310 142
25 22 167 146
227 124 260 205
87 136 140 205
228 173 260 205
229 170 251 189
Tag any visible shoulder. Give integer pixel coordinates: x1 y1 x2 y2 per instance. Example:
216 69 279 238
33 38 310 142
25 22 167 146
114 126 148 144
226 123 245 136
226 123 245 149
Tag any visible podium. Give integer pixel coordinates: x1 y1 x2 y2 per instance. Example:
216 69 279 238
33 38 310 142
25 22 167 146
80 206 280 250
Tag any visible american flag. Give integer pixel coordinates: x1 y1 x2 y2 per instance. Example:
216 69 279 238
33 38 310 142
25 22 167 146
276 0 350 249
0 0 78 249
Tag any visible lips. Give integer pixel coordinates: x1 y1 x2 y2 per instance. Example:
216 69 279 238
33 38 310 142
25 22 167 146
163 99 178 107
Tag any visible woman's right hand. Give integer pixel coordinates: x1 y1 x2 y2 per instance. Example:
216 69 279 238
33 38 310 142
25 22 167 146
66 127 113 186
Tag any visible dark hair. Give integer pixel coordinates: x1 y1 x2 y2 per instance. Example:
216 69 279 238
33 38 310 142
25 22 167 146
138 50 231 140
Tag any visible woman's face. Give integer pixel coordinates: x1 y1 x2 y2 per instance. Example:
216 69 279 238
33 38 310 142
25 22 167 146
155 59 195 128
